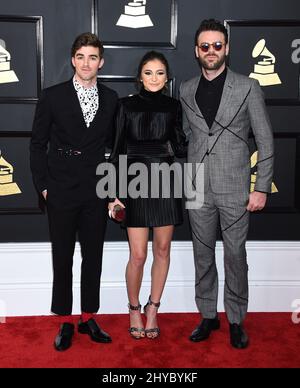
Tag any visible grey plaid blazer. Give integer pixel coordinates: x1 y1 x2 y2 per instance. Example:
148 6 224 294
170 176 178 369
179 68 274 195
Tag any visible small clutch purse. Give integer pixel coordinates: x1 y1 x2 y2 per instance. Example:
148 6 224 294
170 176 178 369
113 204 126 222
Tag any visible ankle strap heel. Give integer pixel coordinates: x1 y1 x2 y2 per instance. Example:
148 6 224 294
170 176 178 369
128 302 145 339
144 296 160 315
143 296 161 339
128 303 141 311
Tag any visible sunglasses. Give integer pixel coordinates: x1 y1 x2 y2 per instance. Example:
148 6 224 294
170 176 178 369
198 42 224 52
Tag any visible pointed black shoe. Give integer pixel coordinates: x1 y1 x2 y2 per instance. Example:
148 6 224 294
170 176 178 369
189 316 220 342
229 323 249 349
78 318 112 343
54 322 74 351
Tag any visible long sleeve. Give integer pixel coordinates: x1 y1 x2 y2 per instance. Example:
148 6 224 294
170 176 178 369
179 83 192 141
30 90 52 193
105 93 119 152
248 80 274 193
169 100 187 158
108 100 127 200
109 100 127 164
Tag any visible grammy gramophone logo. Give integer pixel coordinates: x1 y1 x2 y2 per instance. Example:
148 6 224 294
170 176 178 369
0 150 21 196
116 0 154 29
0 38 19 84
249 39 281 86
250 151 278 193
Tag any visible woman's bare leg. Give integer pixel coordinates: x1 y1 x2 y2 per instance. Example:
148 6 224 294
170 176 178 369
145 225 174 338
126 227 149 338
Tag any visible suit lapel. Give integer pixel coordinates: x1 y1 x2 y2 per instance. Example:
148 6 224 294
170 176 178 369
66 78 87 129
79 81 110 147
186 75 210 132
65 79 111 147
85 81 108 130
67 78 108 132
211 68 234 131
88 81 106 128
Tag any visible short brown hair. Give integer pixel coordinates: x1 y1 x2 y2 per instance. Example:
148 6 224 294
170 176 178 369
71 32 104 58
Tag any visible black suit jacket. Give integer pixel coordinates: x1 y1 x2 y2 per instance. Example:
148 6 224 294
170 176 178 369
30 78 118 206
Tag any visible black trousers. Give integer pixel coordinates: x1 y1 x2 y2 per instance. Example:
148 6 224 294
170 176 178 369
47 198 108 315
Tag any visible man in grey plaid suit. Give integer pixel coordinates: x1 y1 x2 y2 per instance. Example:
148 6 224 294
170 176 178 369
180 19 274 349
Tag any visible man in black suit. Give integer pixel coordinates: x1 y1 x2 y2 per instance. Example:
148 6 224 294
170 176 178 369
30 33 118 351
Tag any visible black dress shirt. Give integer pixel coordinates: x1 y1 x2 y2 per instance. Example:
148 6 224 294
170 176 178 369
195 68 227 129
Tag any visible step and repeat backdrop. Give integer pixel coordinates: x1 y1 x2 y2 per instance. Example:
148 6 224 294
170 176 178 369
0 0 299 241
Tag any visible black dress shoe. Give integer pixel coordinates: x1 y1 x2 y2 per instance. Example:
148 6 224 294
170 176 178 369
189 316 220 342
78 318 112 343
54 322 74 351
229 323 249 349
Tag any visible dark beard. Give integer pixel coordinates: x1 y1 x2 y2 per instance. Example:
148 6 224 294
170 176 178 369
198 54 226 71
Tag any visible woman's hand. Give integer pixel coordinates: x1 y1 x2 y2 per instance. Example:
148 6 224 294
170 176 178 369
42 190 47 200
108 198 125 219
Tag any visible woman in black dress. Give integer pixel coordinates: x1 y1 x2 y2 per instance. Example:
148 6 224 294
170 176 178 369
108 51 186 339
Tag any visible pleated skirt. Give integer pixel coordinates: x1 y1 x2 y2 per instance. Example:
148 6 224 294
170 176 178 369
121 157 183 228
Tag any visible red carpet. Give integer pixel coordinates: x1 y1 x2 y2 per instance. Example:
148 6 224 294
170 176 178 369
0 313 299 368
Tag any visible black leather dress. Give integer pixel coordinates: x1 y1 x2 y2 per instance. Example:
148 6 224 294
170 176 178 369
109 87 187 227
